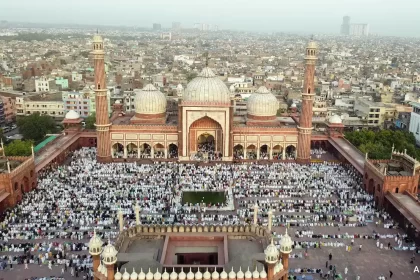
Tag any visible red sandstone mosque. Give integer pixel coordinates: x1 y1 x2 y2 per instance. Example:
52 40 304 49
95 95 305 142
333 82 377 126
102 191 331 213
74 34 344 164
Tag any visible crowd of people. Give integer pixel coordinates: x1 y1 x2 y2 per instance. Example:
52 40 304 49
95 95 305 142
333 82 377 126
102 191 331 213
0 147 417 279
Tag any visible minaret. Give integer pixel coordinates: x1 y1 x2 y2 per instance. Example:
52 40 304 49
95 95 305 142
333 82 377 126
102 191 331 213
91 33 112 163
297 40 317 164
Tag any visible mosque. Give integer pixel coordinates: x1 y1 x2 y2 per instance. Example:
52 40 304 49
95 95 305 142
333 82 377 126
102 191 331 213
62 34 345 164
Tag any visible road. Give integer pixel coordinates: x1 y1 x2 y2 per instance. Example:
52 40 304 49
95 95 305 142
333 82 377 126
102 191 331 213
4 127 19 137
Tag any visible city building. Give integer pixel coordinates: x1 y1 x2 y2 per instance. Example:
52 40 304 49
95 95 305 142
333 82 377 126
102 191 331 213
153 23 162 30
340 16 350 35
0 96 15 123
350 24 369 36
55 77 69 90
172 22 181 29
16 92 65 120
161 32 172 41
62 91 92 118
35 76 57 92
408 101 420 145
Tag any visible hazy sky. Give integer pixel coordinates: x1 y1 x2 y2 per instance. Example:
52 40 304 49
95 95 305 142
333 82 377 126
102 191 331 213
1 0 419 37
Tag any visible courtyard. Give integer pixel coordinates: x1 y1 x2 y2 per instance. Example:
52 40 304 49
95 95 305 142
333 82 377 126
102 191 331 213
182 191 226 205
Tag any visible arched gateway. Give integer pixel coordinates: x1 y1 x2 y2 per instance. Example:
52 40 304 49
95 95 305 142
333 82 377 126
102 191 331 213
188 116 223 160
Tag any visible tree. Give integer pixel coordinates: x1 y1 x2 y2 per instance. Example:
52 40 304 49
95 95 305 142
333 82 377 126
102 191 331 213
4 140 33 156
186 73 198 82
17 113 58 142
85 113 96 129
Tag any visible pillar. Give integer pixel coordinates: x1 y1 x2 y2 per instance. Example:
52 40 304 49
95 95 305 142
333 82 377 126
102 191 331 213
118 209 124 232
253 204 259 225
93 255 100 280
123 146 127 158
282 147 286 160
257 148 260 160
281 253 289 280
244 148 247 159
269 147 272 160
92 34 112 163
107 264 115 280
151 147 154 158
297 41 317 164
268 209 273 231
135 203 140 225
137 147 141 158
266 263 275 280
164 148 168 159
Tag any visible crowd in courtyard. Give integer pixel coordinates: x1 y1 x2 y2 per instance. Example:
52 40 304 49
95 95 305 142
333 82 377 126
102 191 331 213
0 147 418 279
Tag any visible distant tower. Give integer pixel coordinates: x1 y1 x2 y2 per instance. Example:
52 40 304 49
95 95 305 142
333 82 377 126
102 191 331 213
341 16 350 35
297 40 318 164
91 34 112 163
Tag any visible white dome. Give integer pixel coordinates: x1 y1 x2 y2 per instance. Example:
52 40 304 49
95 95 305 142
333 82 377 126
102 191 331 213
244 267 252 279
123 268 130 280
212 270 219 279
179 268 186 280
187 268 194 280
139 269 146 280
183 67 231 103
115 268 123 280
102 240 118 265
279 229 293 254
65 110 80 120
228 268 236 279
252 268 259 279
236 268 244 279
154 269 162 280
220 269 227 279
247 86 279 117
170 270 178 280
162 269 169 280
264 238 279 264
134 84 167 115
131 268 138 280
88 229 103 255
195 270 203 280
290 103 297 108
203 269 211 280
93 34 103 42
329 114 342 124
260 268 267 278
146 269 154 280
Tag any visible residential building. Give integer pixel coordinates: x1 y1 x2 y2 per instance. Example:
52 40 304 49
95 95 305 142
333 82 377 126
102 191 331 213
350 24 369 36
35 76 57 92
71 72 83 82
55 77 69 90
153 23 161 30
409 101 420 145
340 16 350 35
0 96 16 123
16 92 64 120
62 91 92 118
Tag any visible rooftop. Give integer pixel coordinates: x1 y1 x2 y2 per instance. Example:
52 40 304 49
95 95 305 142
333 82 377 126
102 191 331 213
28 92 63 102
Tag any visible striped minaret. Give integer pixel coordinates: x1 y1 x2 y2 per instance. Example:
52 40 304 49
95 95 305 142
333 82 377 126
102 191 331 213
296 41 318 164
91 34 112 162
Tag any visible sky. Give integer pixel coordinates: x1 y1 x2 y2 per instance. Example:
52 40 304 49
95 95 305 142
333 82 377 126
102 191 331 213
1 0 419 37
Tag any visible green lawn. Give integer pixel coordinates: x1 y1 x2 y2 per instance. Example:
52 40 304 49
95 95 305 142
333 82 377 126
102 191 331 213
182 191 226 205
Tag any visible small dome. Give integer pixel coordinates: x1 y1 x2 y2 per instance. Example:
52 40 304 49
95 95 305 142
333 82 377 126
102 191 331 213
244 267 252 279
102 239 118 265
65 110 80 120
187 268 194 280
154 269 162 280
139 269 146 280
260 268 267 279
170 270 178 280
195 270 203 280
274 262 283 273
212 270 219 279
88 229 103 255
228 268 236 279
236 268 244 279
162 269 169 280
122 268 130 280
203 269 211 280
183 67 231 103
220 269 227 279
252 268 259 279
329 114 342 124
131 268 138 280
93 34 103 42
307 41 318 49
179 268 186 280
290 103 297 108
115 268 123 280
115 99 121 104
264 238 279 264
247 86 279 117
97 262 103 275
279 229 293 254
134 84 167 115
146 269 154 280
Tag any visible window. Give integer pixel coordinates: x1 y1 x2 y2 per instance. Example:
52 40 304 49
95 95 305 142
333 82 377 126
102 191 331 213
375 114 379 118
416 123 419 135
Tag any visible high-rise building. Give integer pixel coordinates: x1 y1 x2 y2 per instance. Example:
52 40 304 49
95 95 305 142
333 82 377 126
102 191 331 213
350 23 369 36
152 23 161 30
341 16 350 35
172 22 181 29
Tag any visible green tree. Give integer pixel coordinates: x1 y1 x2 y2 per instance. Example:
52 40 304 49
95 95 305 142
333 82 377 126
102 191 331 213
17 113 58 142
85 113 96 129
4 140 33 156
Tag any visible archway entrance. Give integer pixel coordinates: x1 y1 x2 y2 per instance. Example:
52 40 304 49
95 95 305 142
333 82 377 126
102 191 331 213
112 143 124 158
169 144 178 158
286 145 296 159
189 116 223 160
233 144 244 159
140 143 151 158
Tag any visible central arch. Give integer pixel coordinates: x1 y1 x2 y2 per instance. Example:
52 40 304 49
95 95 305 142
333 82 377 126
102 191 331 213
188 116 223 159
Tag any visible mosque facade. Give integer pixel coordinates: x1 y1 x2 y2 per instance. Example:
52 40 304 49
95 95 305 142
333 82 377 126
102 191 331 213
64 35 344 164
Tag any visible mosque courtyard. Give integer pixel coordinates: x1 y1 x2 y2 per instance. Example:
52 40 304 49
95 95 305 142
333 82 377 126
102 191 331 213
0 148 419 280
